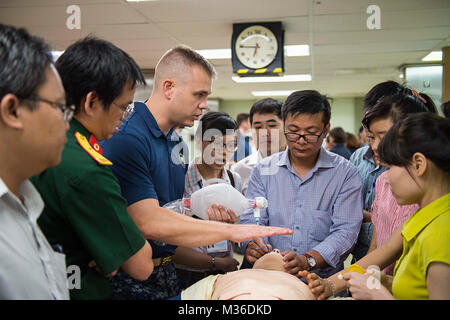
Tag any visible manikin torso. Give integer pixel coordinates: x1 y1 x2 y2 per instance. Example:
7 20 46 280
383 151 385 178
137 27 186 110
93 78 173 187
211 250 315 300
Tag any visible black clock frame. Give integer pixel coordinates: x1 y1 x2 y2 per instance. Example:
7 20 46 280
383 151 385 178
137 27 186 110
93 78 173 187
231 21 284 76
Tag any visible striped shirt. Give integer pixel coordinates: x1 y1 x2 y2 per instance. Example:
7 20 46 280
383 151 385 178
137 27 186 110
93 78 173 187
371 171 419 275
349 145 388 211
177 158 241 272
239 147 363 279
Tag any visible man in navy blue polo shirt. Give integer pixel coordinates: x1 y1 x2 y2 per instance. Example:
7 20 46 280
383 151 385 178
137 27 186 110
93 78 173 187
101 45 293 300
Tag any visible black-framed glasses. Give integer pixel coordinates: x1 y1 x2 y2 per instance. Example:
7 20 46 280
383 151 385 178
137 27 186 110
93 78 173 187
284 126 327 143
207 140 238 153
112 101 134 120
23 96 75 122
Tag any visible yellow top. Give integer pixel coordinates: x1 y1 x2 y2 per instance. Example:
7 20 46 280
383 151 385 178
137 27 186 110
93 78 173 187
392 193 450 300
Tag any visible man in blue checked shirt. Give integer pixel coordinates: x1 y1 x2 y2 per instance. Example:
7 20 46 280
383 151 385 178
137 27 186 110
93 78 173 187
239 90 363 280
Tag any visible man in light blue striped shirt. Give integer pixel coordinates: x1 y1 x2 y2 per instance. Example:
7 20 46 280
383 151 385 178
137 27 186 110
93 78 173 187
239 90 363 280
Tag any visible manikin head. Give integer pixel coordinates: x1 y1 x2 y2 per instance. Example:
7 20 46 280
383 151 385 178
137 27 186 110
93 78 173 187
252 248 285 271
214 249 315 300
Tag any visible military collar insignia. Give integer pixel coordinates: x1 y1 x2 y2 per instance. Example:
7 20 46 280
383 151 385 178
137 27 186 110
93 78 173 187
75 132 113 166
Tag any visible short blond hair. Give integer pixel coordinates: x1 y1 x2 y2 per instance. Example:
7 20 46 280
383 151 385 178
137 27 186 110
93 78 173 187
154 45 216 89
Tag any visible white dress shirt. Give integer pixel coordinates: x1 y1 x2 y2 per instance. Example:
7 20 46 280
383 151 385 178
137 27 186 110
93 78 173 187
0 178 69 300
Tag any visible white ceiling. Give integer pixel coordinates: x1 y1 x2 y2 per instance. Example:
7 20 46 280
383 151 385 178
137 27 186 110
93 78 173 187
1 0 449 100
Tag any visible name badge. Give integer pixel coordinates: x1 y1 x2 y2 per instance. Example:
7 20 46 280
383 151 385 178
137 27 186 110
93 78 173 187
206 240 228 253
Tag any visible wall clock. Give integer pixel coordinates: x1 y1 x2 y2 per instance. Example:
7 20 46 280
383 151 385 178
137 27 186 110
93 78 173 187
232 22 284 76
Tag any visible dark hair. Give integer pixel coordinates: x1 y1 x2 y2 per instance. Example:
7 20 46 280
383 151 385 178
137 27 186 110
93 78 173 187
378 113 450 175
329 127 346 144
0 24 52 109
55 36 145 114
358 125 364 134
417 92 437 114
196 111 238 139
249 98 282 125
363 81 406 109
362 93 428 130
236 113 250 127
442 100 450 118
282 90 331 125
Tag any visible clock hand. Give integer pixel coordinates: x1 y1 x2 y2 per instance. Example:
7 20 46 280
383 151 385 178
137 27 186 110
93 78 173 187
253 42 260 57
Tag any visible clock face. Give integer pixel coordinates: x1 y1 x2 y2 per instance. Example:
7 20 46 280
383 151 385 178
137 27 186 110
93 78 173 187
235 25 278 69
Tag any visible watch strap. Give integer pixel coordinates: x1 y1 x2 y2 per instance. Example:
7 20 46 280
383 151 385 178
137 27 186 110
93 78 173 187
302 253 316 270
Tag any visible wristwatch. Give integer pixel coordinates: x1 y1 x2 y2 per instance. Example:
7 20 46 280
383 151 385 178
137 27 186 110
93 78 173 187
302 253 316 270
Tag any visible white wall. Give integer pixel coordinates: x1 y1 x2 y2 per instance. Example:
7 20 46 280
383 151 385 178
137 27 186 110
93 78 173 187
329 97 358 134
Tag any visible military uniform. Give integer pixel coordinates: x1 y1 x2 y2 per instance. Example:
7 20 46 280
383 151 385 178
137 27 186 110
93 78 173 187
31 119 146 300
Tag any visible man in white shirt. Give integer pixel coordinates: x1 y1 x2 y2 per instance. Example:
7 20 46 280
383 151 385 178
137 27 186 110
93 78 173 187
231 98 286 195
0 24 70 299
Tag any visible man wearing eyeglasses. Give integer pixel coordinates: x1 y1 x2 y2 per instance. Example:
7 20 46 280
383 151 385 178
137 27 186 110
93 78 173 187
30 37 155 300
0 24 69 299
239 90 363 284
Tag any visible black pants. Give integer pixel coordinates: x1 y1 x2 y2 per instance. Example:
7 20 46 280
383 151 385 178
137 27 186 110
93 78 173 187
109 263 180 300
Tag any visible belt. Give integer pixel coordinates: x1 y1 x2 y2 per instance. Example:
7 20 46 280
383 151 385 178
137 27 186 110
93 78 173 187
152 255 174 267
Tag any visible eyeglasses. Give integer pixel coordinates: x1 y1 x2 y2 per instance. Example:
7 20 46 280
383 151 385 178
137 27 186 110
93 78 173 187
24 96 75 122
284 126 327 143
208 140 238 153
112 101 134 120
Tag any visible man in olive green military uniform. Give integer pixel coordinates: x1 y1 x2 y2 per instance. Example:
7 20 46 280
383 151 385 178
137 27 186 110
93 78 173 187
31 37 154 299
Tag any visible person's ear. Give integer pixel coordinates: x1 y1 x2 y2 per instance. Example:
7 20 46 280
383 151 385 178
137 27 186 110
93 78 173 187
411 152 427 177
82 91 100 116
162 79 175 100
0 94 26 130
323 122 331 137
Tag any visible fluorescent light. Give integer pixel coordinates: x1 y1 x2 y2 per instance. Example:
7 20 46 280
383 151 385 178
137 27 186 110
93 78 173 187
232 74 311 83
285 45 309 57
196 44 309 60
196 49 231 59
252 90 295 97
422 51 442 61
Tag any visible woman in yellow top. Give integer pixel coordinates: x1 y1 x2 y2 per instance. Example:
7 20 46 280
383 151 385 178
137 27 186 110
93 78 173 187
300 113 450 299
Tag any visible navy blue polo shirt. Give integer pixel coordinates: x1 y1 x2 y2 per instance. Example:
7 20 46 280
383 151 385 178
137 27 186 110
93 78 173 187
101 101 188 258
